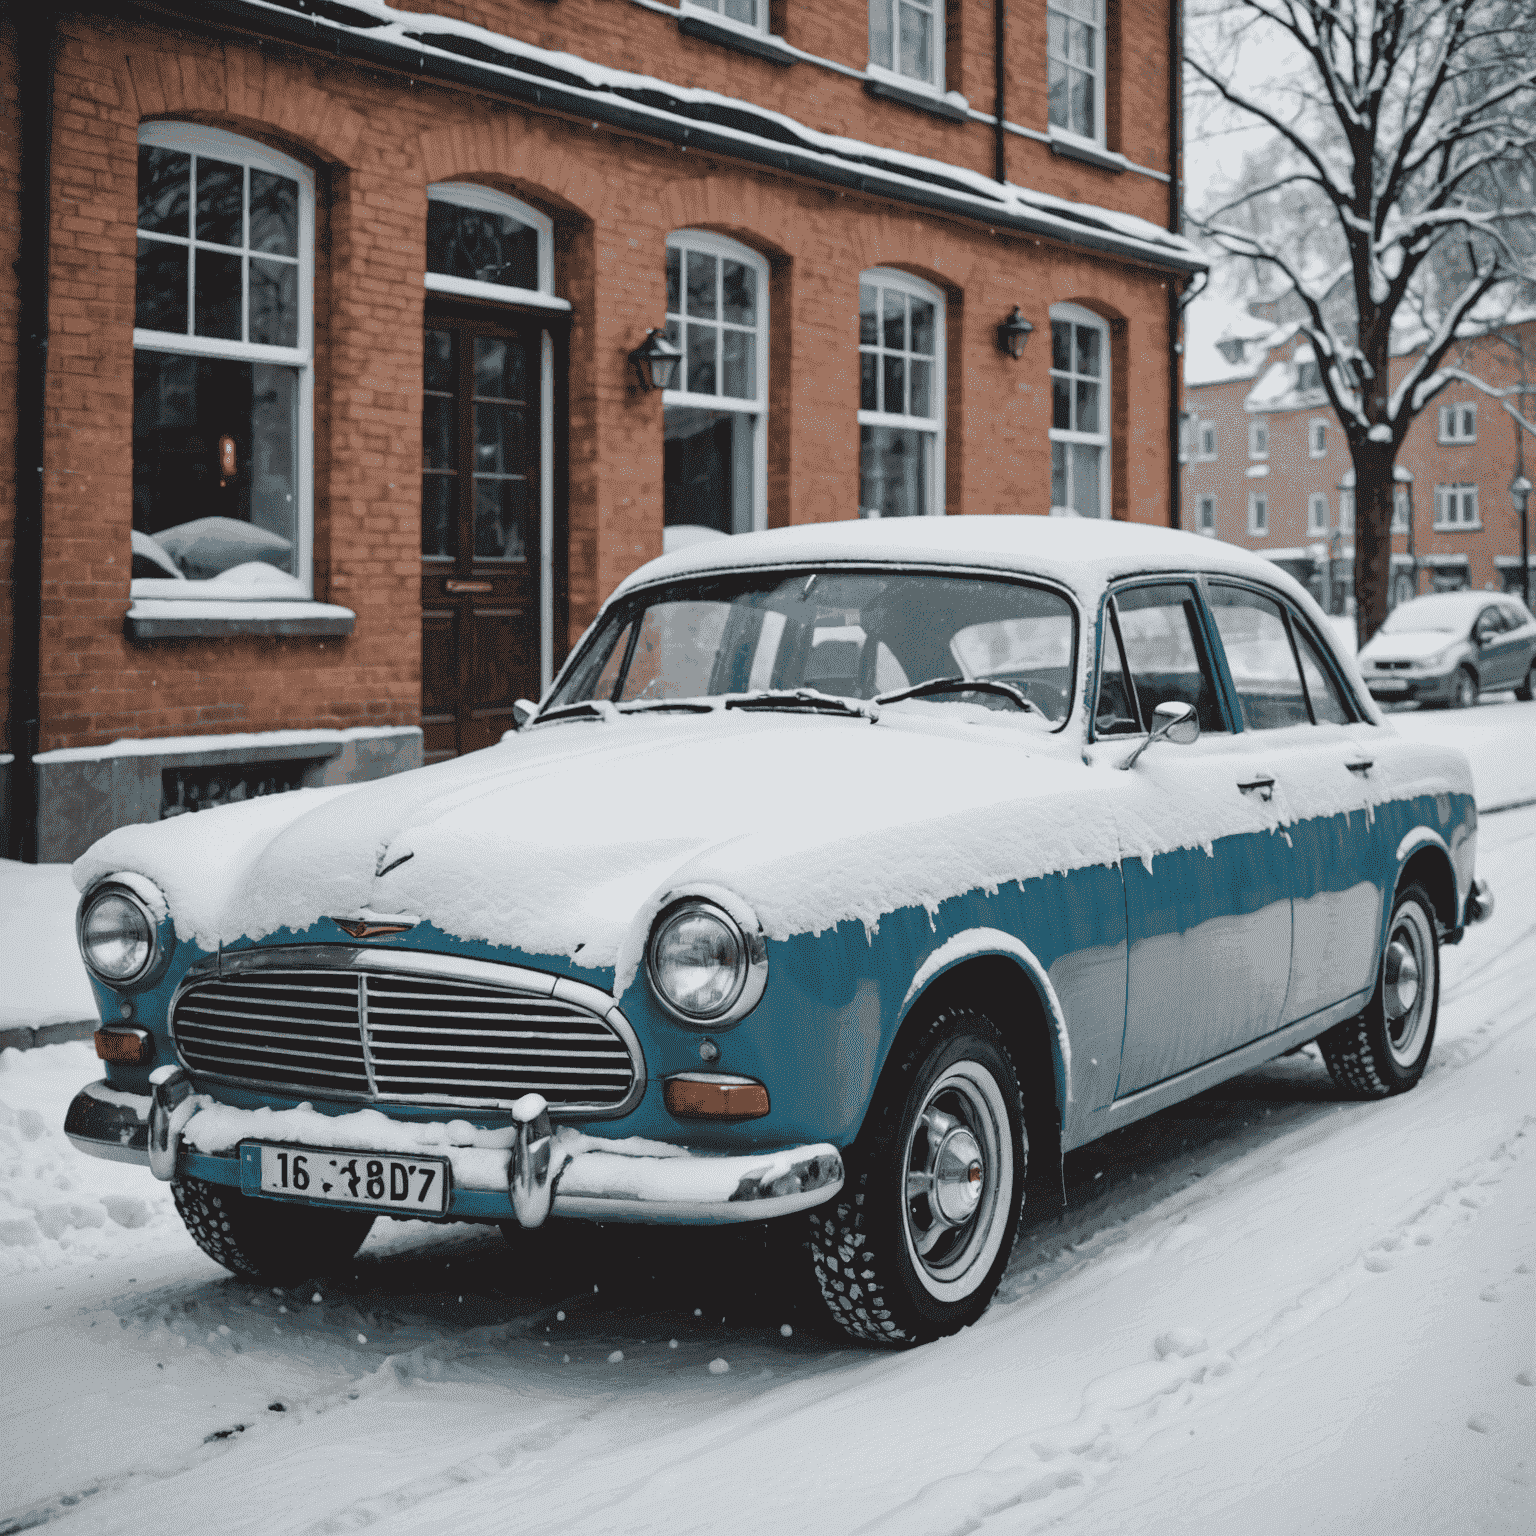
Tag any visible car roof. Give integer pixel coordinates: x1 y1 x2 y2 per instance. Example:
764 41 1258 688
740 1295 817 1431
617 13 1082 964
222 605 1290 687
613 515 1304 606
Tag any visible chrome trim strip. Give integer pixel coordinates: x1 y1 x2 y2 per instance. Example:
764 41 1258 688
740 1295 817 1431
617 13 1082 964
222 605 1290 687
357 973 381 1096
169 945 646 1120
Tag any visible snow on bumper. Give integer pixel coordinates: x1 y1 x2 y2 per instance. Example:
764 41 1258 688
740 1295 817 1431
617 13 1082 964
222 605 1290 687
62 1077 844 1226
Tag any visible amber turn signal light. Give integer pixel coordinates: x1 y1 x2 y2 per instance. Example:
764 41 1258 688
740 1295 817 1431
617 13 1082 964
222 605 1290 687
663 1072 770 1120
94 1027 151 1065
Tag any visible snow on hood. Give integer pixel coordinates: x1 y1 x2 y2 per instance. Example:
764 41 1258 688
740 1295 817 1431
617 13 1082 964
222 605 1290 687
1360 631 1462 662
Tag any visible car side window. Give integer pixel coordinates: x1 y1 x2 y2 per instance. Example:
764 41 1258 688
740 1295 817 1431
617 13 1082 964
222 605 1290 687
1094 605 1140 735
1292 624 1352 724
1110 582 1227 733
1206 584 1310 730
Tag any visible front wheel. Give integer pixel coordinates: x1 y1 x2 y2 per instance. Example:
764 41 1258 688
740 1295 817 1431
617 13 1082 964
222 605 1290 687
808 1009 1025 1346
1516 660 1535 702
172 1175 375 1282
1450 666 1478 709
1317 884 1439 1098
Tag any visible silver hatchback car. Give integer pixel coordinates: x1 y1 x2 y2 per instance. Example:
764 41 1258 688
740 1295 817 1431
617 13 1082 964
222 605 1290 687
1359 591 1536 708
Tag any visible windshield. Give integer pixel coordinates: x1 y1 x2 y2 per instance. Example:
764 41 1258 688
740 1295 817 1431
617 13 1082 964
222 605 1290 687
548 569 1079 724
1380 593 1483 635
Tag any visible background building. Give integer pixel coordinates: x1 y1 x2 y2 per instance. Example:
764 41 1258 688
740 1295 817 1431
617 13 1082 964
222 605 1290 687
1183 298 1535 618
3 0 1199 859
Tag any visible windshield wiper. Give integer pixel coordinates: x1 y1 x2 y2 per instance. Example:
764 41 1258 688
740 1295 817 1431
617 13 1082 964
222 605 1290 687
617 699 719 715
722 688 880 722
875 676 1045 716
530 700 617 726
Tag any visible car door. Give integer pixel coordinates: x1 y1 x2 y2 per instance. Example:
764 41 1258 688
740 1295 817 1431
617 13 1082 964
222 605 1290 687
1096 579 1294 1097
1205 582 1384 1026
1474 603 1521 690
1502 598 1536 688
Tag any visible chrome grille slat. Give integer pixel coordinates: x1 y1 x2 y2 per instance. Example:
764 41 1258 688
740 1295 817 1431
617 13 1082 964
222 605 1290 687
171 959 638 1111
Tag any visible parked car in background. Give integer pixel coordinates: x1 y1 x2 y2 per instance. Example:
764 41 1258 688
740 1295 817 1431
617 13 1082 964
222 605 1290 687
64 518 1492 1345
1359 591 1536 708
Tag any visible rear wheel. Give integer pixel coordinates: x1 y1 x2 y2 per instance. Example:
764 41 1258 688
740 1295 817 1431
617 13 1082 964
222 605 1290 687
807 1009 1025 1346
1450 666 1478 709
171 1175 375 1282
1317 884 1439 1098
1516 661 1535 702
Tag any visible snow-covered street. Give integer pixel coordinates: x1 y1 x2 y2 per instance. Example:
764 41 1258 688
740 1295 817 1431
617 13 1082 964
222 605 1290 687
3 703 1533 1536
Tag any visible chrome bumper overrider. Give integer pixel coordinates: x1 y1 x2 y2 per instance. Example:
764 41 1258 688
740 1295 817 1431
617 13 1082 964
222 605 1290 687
1466 877 1495 926
63 1076 845 1226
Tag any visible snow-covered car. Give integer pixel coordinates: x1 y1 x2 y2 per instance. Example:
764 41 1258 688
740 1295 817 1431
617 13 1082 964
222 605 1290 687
1358 590 1536 709
64 517 1494 1345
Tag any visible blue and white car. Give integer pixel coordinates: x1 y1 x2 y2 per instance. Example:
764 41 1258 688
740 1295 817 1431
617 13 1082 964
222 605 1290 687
66 518 1493 1344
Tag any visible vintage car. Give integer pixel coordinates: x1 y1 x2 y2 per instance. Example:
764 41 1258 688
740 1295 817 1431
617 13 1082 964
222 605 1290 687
65 517 1493 1345
1357 589 1536 709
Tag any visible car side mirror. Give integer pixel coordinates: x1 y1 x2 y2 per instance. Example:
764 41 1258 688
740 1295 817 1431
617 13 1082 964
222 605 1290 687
510 698 538 730
1119 700 1200 770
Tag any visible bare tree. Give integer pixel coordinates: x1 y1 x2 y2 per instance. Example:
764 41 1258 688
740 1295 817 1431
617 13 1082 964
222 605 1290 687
1187 0 1536 641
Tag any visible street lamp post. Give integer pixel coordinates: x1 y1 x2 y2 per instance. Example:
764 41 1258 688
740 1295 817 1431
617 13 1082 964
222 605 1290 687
1512 473 1533 609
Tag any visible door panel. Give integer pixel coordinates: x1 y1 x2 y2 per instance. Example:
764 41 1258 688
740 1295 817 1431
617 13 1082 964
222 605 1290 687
421 313 543 759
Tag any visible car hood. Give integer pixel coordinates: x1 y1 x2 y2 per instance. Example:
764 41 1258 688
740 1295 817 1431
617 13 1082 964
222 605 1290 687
1360 631 1464 662
75 710 1112 986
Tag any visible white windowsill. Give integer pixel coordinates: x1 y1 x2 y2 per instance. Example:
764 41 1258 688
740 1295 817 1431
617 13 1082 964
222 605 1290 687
424 273 572 310
1245 464 1269 477
125 596 355 640
133 329 309 365
1047 126 1126 173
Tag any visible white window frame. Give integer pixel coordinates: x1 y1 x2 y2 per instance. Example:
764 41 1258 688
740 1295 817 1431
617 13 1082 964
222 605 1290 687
1198 420 1217 461
1307 491 1329 534
1248 417 1269 460
134 122 315 595
1046 0 1107 148
423 184 564 689
1308 418 1327 458
424 183 567 313
681 0 769 38
1438 402 1477 444
1339 490 1355 533
1048 301 1110 519
1248 491 1269 537
1392 489 1410 532
868 0 945 94
1196 494 1217 535
858 266 946 519
1434 483 1481 530
664 229 771 534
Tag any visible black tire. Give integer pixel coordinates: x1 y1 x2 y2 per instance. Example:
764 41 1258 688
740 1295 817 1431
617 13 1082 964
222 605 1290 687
1317 883 1439 1099
1516 661 1535 702
1450 666 1478 709
171 1174 375 1282
807 1008 1025 1347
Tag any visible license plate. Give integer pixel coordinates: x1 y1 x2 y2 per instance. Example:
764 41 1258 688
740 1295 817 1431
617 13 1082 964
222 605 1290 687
250 1142 451 1215
1371 679 1408 693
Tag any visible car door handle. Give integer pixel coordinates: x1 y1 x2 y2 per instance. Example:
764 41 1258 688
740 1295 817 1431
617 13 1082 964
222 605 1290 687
1237 775 1276 801
1346 759 1373 775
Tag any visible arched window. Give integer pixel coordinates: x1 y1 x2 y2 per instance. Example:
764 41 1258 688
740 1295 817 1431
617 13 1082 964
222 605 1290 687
133 123 314 590
424 183 560 308
1048 303 1109 518
663 230 769 535
858 269 945 518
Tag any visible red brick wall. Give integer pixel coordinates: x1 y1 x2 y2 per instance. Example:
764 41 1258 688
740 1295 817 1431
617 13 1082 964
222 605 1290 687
9 9 1180 752
0 21 18 754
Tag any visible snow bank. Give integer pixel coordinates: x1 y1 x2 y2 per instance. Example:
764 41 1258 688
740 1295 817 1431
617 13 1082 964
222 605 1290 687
0 861 96 1029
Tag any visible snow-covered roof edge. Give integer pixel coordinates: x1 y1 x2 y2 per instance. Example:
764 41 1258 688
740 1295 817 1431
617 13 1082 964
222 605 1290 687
185 0 1205 276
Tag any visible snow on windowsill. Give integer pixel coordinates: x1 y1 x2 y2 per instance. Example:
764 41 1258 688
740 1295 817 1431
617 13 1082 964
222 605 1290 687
33 725 421 767
424 272 571 310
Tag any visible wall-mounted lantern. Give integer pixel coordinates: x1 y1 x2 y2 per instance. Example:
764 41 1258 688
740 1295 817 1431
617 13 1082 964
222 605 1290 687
995 306 1034 359
629 329 683 393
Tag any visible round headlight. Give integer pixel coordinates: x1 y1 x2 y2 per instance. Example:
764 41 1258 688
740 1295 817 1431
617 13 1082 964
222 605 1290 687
647 900 767 1025
79 888 157 985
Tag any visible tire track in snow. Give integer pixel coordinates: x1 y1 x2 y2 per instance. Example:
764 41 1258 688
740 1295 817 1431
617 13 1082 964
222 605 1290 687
855 1121 1535 1536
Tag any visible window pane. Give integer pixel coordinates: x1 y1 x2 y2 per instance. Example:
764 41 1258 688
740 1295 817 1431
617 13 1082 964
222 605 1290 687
1075 324 1101 377
1051 440 1067 509
1051 320 1071 372
664 406 743 535
870 0 893 70
475 401 525 476
133 351 298 576
897 1 932 82
686 322 717 394
686 251 717 318
722 328 755 399
426 202 538 289
138 146 190 236
1296 627 1351 723
1075 378 1100 433
195 158 243 247
1071 442 1100 517
136 238 188 333
1096 611 1139 735
1208 586 1310 729
883 353 905 414
1052 375 1071 430
666 246 681 316
721 259 756 325
193 249 242 341
424 328 454 394
422 473 454 559
473 476 528 560
1069 69 1093 135
883 288 906 351
1069 17 1095 67
860 351 878 412
248 257 297 347
723 0 757 23
422 395 455 472
474 335 528 401
909 358 931 418
910 298 935 356
859 283 879 346
249 171 298 258
1047 13 1067 59
1114 583 1225 732
860 423 931 517
1048 57 1069 128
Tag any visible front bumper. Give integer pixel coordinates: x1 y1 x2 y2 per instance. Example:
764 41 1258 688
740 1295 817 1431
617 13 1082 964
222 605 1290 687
1365 670 1452 704
63 1077 844 1227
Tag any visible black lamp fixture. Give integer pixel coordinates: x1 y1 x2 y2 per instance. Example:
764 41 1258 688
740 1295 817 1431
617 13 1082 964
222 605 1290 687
629 328 683 393
996 306 1035 359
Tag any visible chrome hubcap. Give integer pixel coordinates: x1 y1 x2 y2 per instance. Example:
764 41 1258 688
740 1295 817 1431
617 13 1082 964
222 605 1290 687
1383 903 1434 1067
1383 940 1419 1019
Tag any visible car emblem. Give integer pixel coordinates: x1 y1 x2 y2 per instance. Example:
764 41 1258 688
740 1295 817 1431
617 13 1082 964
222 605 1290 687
331 916 417 938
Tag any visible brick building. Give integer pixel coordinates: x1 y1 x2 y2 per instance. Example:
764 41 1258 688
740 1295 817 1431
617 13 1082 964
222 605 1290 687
1183 298 1536 620
2 0 1200 859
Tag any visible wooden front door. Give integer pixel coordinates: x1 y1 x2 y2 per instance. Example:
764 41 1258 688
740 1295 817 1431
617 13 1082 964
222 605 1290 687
421 312 542 761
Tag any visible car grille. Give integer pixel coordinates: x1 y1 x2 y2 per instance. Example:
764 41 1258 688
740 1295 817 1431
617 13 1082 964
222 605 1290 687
171 966 638 1111
1375 660 1413 670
